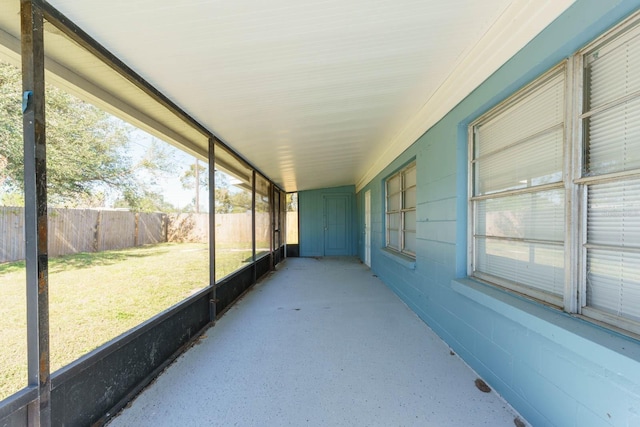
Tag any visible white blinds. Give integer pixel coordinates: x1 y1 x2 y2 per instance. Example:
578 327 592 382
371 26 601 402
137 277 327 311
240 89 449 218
585 97 640 175
475 71 564 195
586 180 640 322
583 23 640 326
587 179 640 247
472 66 566 302
585 28 640 110
467 12 640 334
586 249 640 323
476 72 565 158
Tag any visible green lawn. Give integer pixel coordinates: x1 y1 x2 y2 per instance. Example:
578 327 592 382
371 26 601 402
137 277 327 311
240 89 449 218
0 242 254 401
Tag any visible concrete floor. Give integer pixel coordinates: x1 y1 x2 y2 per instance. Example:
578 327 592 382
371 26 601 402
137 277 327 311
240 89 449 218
108 257 525 427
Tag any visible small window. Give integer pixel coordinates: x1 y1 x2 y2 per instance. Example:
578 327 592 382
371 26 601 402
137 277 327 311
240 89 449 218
386 162 416 257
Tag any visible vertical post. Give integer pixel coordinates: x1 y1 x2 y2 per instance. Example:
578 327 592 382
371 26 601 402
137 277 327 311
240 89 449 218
269 184 274 270
208 138 216 322
251 170 256 284
134 212 139 246
21 0 50 425
94 210 102 252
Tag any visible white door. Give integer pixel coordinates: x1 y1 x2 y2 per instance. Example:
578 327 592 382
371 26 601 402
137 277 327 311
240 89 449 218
364 190 371 267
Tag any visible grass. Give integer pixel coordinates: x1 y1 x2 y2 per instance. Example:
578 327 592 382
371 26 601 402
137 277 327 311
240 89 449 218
0 241 254 401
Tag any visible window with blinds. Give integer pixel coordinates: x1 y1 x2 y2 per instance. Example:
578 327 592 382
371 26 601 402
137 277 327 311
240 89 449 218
468 11 640 336
470 66 567 305
581 21 640 332
386 162 416 257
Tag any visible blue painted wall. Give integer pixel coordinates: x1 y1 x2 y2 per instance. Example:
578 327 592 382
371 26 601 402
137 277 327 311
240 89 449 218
299 185 357 257
356 1 640 426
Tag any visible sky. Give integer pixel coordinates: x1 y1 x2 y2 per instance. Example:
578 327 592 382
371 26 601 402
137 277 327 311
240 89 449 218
125 128 209 212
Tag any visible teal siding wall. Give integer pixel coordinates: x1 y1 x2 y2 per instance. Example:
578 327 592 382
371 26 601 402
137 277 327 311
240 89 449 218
357 1 640 426
299 185 357 257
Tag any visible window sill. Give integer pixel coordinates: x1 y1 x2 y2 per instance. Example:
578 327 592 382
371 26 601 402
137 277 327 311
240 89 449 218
380 248 416 270
451 277 640 364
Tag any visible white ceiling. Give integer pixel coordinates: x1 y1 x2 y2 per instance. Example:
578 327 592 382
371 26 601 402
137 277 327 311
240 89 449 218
42 0 575 192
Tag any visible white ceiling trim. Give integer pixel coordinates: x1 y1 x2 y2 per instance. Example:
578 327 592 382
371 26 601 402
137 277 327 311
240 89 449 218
355 0 576 192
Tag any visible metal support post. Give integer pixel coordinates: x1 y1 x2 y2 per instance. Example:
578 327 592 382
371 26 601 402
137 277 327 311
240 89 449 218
208 137 216 322
251 170 256 284
21 0 50 425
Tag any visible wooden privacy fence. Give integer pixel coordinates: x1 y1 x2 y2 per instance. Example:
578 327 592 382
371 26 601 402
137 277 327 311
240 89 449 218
0 207 299 263
170 211 298 245
0 207 167 263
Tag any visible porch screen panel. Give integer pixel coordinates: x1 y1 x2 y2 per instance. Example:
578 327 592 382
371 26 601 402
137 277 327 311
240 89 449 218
255 174 271 259
471 67 566 303
0 56 28 401
214 146 254 281
582 25 640 328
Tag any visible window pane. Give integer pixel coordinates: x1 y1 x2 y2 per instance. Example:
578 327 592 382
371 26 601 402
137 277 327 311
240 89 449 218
588 179 640 247
404 165 416 187
388 230 400 250
476 190 564 242
584 97 640 175
215 147 253 280
404 230 416 254
404 186 416 209
476 71 564 157
255 174 271 259
388 212 400 231
387 174 400 194
0 54 28 400
404 210 416 233
587 249 640 323
388 193 400 212
586 28 640 110
475 238 564 297
476 127 563 195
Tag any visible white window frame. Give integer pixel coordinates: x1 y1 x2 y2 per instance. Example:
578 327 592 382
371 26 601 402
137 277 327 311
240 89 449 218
468 63 569 308
385 161 416 258
468 11 640 337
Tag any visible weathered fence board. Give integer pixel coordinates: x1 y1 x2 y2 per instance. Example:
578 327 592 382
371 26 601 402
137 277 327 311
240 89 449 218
49 208 99 256
0 207 25 263
0 207 168 263
98 210 136 251
138 213 167 245
167 213 210 243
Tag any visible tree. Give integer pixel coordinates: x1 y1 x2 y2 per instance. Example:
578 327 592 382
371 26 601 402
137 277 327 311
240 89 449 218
228 190 252 213
286 193 298 212
180 160 208 213
114 189 177 213
0 61 171 209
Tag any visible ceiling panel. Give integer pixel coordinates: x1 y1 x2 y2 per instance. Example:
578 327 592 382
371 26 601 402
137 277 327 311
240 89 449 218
22 0 575 191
